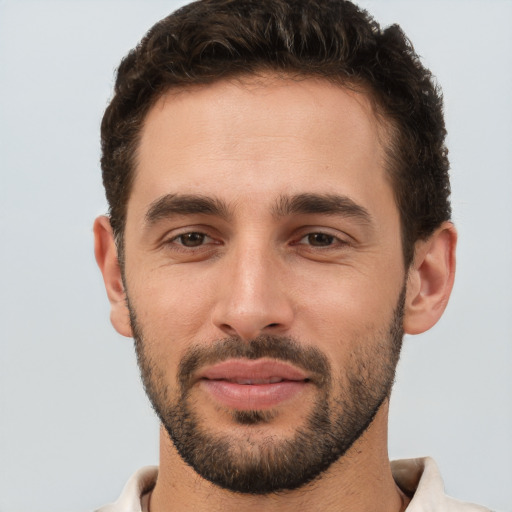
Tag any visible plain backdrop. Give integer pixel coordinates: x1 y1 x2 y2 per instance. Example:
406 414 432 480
0 1 511 511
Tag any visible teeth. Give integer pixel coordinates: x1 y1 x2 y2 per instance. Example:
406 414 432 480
231 378 284 385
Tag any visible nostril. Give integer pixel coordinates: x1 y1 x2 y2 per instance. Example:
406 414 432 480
266 323 279 328
220 323 237 334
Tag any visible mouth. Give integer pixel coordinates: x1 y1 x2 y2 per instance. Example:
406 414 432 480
196 358 312 410
212 376 292 385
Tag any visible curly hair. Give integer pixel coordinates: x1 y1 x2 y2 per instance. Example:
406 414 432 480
101 0 451 266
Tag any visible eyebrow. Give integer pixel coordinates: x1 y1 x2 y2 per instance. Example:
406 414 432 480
144 192 373 227
273 193 373 225
145 194 231 225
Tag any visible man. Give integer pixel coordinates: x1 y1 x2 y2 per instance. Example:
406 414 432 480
93 0 489 510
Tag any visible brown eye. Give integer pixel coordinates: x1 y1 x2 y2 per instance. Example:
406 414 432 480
177 232 207 247
306 233 335 246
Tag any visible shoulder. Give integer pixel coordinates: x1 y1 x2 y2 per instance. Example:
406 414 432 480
391 457 492 512
95 466 158 512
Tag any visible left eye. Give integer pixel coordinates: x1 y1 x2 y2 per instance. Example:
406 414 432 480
171 232 211 247
299 233 337 247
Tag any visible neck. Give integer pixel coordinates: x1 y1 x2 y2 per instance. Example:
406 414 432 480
150 401 408 512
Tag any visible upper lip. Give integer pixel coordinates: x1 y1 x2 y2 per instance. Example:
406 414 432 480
196 358 309 384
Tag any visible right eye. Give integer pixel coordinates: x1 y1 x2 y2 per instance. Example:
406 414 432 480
170 232 213 247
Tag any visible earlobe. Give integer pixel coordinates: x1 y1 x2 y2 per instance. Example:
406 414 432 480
403 222 457 335
93 216 133 338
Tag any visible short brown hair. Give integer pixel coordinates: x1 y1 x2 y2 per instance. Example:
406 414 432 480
101 0 451 266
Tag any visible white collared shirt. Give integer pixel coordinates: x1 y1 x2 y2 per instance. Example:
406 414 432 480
95 457 491 512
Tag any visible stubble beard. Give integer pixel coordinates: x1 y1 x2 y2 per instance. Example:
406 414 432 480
129 287 405 495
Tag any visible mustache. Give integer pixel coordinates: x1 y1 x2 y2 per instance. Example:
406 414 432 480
177 334 331 392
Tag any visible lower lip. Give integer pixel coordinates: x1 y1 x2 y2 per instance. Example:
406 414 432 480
199 379 308 409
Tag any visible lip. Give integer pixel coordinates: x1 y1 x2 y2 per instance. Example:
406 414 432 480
196 358 311 410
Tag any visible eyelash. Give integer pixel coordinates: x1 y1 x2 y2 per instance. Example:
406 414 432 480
167 231 216 249
294 232 349 249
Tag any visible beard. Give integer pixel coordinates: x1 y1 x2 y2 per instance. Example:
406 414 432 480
129 287 405 495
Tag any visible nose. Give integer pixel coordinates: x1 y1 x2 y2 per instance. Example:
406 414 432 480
211 244 294 342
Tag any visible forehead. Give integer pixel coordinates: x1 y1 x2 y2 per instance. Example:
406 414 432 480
129 75 394 222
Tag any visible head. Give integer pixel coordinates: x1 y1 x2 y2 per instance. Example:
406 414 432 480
101 0 451 268
95 0 456 497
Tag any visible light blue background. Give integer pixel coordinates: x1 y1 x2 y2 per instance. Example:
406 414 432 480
0 1 511 510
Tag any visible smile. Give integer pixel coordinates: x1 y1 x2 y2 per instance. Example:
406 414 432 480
196 359 311 409
218 377 287 385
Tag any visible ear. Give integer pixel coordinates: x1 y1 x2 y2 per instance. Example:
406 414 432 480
403 222 457 335
93 216 133 338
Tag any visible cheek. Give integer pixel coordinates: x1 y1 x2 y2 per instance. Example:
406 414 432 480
128 268 217 355
291 264 402 353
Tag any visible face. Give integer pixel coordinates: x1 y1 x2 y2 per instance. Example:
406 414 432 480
120 76 407 493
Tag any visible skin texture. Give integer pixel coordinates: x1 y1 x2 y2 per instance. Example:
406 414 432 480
95 75 456 511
